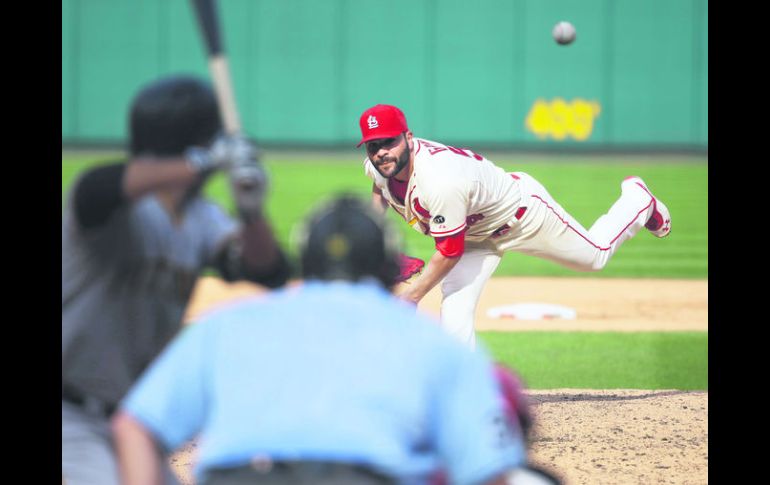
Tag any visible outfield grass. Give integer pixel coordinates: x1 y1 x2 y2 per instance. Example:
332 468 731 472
62 153 708 390
62 153 707 279
479 331 708 390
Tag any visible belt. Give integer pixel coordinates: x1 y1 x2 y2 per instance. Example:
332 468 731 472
492 206 527 239
204 460 395 485
62 385 117 418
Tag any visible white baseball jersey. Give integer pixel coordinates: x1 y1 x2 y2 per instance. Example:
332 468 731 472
364 138 523 243
364 137 666 350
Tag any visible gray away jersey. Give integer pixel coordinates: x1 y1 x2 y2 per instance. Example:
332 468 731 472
62 194 238 406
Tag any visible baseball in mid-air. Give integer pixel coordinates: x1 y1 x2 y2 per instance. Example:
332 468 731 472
552 21 576 45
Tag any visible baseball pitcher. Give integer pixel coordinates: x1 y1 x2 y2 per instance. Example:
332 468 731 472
358 104 671 347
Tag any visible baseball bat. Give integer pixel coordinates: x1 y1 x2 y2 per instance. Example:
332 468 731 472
190 0 241 134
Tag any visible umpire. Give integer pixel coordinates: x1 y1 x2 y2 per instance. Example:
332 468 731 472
62 75 290 485
111 195 528 485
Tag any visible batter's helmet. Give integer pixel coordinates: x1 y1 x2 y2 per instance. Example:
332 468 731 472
128 75 222 157
296 195 401 288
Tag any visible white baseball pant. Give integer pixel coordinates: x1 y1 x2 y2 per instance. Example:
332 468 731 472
439 172 656 347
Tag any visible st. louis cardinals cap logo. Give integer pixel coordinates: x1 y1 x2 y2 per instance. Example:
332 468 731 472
367 115 379 129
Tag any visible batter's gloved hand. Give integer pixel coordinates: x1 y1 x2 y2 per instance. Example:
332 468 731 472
185 133 257 174
227 139 268 222
395 253 425 283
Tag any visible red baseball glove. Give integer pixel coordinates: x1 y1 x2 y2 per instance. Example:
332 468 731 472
395 253 425 283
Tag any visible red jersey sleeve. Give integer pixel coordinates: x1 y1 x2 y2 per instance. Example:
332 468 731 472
434 229 466 258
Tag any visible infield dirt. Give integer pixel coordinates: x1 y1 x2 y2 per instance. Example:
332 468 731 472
171 276 708 485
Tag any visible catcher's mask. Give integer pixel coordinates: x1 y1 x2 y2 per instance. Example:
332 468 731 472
294 195 401 289
128 75 222 157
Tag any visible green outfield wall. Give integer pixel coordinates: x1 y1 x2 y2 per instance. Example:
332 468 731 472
62 0 708 150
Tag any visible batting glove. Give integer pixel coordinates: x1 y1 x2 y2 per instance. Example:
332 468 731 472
185 133 258 174
227 139 268 221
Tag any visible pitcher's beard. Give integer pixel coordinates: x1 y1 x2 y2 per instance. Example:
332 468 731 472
375 148 409 179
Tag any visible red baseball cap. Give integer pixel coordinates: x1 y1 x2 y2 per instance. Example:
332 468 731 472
357 104 409 147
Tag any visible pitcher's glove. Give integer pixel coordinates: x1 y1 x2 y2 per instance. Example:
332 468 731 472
395 253 425 283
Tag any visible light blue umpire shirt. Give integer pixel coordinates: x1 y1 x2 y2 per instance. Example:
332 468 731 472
121 279 527 484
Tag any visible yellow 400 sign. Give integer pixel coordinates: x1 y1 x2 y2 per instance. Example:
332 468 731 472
525 98 601 141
